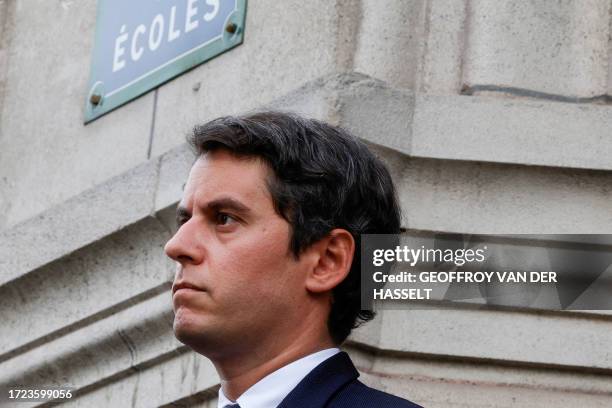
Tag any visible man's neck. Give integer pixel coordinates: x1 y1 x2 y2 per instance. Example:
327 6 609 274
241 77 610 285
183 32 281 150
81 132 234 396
214 331 336 401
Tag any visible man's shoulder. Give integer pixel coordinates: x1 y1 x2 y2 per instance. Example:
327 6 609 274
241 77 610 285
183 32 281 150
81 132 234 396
328 378 423 408
277 351 422 408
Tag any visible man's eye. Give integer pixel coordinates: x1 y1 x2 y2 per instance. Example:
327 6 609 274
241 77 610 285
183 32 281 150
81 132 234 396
216 212 237 226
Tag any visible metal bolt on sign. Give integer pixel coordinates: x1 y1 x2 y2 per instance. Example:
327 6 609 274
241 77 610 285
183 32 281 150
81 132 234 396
90 94 102 105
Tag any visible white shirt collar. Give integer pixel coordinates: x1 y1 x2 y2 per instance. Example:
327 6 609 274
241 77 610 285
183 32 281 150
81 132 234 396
217 348 340 408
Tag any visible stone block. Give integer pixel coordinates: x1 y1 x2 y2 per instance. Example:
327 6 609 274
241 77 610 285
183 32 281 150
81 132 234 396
155 143 196 213
151 0 362 157
397 156 612 234
0 0 10 108
353 0 426 89
363 366 612 408
367 145 612 234
418 0 467 94
264 73 344 124
0 159 160 287
0 218 173 358
336 76 414 154
347 346 612 399
463 0 610 98
60 348 218 408
267 73 415 153
362 309 612 371
0 0 153 229
608 4 612 97
0 293 180 391
411 94 612 171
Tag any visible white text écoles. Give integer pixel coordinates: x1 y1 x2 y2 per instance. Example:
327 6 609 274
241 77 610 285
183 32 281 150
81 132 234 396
113 0 221 72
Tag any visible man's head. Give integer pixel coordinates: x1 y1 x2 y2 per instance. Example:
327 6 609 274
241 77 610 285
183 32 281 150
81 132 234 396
164 112 400 357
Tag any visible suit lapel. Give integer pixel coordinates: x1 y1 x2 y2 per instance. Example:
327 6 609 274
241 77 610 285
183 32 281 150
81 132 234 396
276 351 359 408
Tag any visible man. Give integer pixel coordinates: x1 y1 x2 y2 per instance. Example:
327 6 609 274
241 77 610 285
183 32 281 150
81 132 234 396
164 112 421 408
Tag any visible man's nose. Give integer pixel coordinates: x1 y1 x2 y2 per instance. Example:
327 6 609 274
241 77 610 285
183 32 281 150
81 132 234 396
164 221 204 265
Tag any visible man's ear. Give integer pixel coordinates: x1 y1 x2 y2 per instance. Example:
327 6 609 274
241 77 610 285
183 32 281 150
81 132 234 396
305 229 355 293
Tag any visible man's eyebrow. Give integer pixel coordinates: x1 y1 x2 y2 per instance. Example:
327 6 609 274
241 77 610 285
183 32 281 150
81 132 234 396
175 198 252 225
206 197 251 214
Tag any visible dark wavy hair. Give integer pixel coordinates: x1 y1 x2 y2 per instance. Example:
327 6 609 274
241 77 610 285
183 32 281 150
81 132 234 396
189 111 401 344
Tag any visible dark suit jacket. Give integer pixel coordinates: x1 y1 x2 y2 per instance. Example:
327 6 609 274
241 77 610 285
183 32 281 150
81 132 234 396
277 351 422 408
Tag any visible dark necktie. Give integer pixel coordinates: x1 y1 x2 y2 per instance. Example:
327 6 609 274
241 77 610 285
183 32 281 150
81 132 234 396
223 404 241 408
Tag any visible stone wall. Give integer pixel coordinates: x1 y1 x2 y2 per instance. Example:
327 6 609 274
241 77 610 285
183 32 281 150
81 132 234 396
1 1 611 406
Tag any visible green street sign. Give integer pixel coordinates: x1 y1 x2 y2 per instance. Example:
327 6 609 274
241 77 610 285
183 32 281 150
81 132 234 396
85 0 247 123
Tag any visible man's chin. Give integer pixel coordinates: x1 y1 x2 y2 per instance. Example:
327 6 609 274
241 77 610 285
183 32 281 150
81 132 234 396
172 313 217 351
174 312 203 340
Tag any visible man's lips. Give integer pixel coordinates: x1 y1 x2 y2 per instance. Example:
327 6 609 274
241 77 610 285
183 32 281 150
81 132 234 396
172 281 205 295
